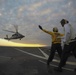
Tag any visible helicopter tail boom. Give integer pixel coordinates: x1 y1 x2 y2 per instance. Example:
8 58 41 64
4 35 10 40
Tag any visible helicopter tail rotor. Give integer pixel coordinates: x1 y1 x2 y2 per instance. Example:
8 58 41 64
6 35 8 38
4 35 10 40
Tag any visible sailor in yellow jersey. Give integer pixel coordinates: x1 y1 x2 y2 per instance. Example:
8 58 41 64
38 25 64 67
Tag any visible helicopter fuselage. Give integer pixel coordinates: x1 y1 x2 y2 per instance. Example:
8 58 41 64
4 32 25 40
11 32 25 39
3 25 25 40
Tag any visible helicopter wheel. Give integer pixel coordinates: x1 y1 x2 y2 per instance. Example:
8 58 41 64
20 39 21 40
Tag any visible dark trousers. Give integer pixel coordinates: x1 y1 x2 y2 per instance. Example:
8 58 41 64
59 41 76 68
47 43 62 65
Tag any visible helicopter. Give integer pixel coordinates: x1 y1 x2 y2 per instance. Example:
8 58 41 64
3 25 25 40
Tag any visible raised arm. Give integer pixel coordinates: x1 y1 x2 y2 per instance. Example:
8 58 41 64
38 25 53 35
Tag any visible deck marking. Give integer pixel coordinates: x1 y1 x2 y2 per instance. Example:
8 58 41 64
14 48 76 66
14 48 47 60
38 48 76 66
38 48 48 59
39 60 74 72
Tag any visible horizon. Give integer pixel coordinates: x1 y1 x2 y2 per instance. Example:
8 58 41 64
0 38 47 47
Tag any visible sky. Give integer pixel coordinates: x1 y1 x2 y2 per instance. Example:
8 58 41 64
0 0 76 46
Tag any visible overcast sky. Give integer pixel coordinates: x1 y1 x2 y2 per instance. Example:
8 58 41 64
0 0 76 46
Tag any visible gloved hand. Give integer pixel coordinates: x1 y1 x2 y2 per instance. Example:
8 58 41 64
38 25 43 30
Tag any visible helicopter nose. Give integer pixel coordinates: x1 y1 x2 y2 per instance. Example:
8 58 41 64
22 35 25 38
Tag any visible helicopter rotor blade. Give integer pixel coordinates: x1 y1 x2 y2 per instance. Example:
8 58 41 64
3 29 15 33
14 25 18 32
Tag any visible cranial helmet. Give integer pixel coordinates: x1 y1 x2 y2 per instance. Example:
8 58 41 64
60 19 69 24
53 27 58 32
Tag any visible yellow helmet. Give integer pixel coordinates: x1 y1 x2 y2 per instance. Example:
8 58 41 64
53 27 58 32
